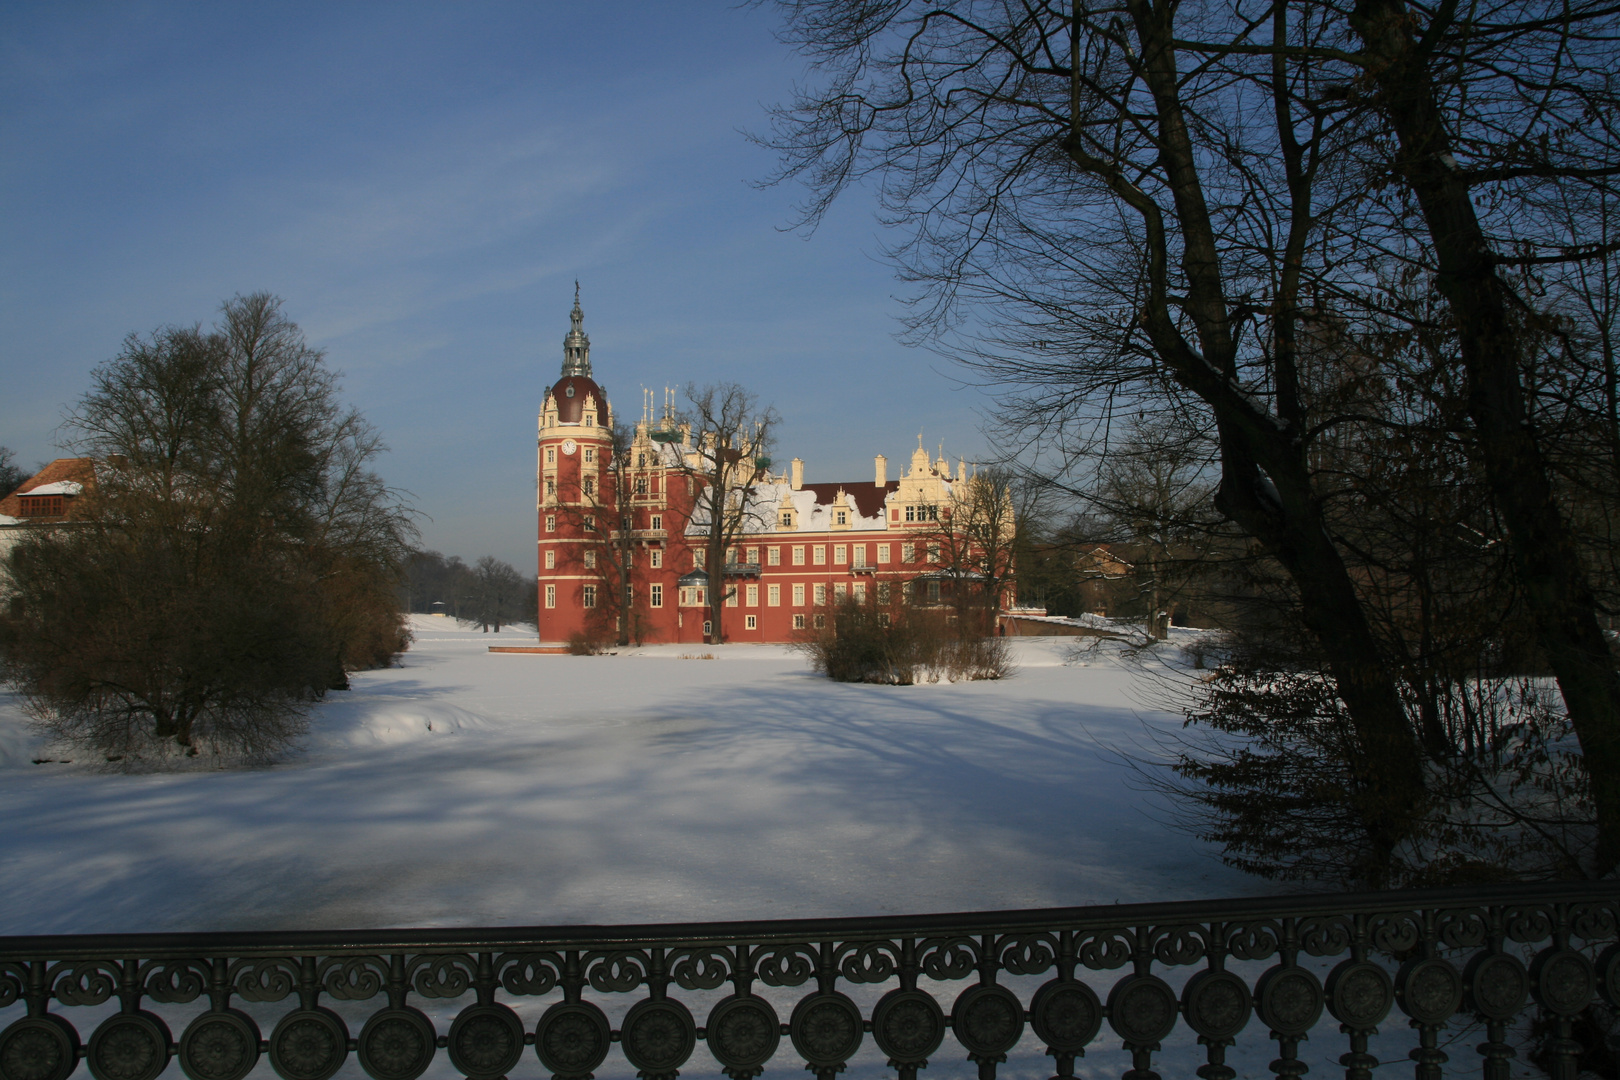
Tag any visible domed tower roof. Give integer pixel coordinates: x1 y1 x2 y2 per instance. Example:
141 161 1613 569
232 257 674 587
561 281 591 379
550 374 604 425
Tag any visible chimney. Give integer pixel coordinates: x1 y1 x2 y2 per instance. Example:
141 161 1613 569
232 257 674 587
790 458 804 490
874 454 887 488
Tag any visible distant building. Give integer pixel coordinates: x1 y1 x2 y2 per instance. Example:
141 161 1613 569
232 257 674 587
0 457 98 569
535 292 1009 644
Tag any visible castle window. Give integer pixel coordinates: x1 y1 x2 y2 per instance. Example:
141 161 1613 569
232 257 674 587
852 545 867 568
814 584 827 605
905 505 915 522
745 615 757 630
584 447 594 463
780 511 793 527
703 620 712 637
585 414 594 427
650 550 662 568
746 546 758 563
768 584 780 606
546 448 555 464
834 583 847 602
582 585 597 608
833 545 847 565
636 476 647 494
584 516 595 531
813 545 826 565
546 515 556 532
928 580 941 602
854 583 866 603
928 543 941 561
584 551 596 569
792 545 805 566
651 515 662 530
814 614 825 629
545 585 556 608
544 550 555 569
583 477 595 496
835 510 847 525
726 587 738 608
793 614 806 629
746 584 758 606
651 584 663 607
878 544 890 564
877 582 891 604
902 542 915 562
793 584 805 606
545 477 555 496
767 546 780 566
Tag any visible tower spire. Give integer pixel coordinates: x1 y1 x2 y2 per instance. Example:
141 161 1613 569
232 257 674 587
561 284 592 378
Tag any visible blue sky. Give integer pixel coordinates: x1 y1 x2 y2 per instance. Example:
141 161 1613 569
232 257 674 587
0 2 997 569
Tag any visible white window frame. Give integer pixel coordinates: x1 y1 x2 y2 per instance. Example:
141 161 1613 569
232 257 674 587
813 545 826 565
878 543 890 564
745 614 757 630
545 585 556 608
767 546 781 566
834 544 847 565
746 584 759 606
582 585 596 608
792 583 805 606
767 584 780 606
544 550 555 569
792 545 806 565
651 584 663 607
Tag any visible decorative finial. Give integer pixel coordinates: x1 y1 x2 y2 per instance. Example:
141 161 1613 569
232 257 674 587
561 284 591 378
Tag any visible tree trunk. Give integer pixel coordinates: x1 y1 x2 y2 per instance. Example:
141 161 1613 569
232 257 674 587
1352 0 1620 874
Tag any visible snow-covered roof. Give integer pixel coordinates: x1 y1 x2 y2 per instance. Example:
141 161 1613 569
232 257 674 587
23 480 82 496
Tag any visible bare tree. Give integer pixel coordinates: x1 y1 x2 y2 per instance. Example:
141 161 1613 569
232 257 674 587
674 384 779 644
755 0 1430 873
0 448 30 497
1 295 412 762
918 465 1021 635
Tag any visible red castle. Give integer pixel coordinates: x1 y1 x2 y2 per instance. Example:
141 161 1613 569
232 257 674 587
536 291 1013 644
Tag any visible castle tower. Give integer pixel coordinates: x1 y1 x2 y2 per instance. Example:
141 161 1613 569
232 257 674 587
537 287 617 640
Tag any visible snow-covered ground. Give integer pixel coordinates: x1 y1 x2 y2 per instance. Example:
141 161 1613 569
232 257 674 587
0 616 1265 935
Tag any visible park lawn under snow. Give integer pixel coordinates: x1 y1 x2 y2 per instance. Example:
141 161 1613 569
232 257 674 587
0 616 1266 936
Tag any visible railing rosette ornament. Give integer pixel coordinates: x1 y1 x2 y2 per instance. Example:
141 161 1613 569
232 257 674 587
265 956 347 1080
0 882 1615 1080
1180 921 1252 1080
1253 919 1324 1080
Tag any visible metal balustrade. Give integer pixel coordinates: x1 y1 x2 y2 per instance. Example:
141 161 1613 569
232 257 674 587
1 881 1616 1080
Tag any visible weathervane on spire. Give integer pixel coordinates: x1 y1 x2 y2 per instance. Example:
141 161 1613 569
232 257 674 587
561 283 592 378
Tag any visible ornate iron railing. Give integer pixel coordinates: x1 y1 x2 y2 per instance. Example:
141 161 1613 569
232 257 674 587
0 882 1616 1080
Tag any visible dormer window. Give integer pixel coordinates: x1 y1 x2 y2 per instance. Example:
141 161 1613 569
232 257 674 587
565 385 576 398
780 511 793 527
835 510 847 525
18 495 65 517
